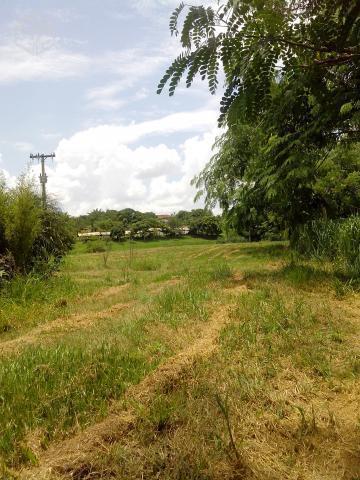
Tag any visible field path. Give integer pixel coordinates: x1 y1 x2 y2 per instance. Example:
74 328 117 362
0 302 132 356
20 301 232 480
0 279 181 356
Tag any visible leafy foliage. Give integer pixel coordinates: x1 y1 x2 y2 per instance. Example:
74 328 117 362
294 216 360 278
189 214 221 238
0 176 74 276
74 208 221 240
159 1 360 133
31 204 75 274
5 177 42 273
160 1 360 238
74 208 153 232
110 221 126 242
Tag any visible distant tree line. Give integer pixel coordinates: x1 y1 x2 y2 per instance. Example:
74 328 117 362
72 208 222 240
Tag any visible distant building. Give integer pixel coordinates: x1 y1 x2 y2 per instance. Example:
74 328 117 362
156 214 171 224
78 231 111 239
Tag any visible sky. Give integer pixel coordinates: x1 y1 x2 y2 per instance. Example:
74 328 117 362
0 0 222 216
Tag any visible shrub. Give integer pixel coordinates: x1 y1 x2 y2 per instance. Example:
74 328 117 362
0 252 16 281
292 220 338 259
189 215 222 238
31 206 75 274
337 217 360 277
85 241 107 253
293 216 360 278
5 177 42 273
0 176 74 277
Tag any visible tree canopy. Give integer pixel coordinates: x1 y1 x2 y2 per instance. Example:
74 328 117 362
159 0 360 237
74 208 221 239
159 0 359 133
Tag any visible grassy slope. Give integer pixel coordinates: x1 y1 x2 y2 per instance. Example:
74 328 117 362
0 239 359 479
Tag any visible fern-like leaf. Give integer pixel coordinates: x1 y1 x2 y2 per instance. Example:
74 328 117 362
169 2 185 36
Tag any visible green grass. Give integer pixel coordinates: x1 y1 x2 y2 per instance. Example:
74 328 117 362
73 237 215 255
0 238 358 478
94 280 358 480
294 216 360 278
209 262 233 281
0 343 153 466
0 274 79 336
0 241 224 469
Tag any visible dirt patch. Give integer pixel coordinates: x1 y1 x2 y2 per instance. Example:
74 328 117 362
225 272 251 294
19 303 231 479
93 284 129 299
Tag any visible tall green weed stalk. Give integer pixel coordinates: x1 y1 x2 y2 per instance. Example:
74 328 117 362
293 216 360 278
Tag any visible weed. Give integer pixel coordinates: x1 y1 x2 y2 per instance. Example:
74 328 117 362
101 241 112 268
295 404 317 437
151 284 210 327
333 277 356 298
145 394 179 433
294 216 360 278
209 262 233 281
215 393 242 464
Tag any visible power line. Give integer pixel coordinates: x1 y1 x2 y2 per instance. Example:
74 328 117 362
29 152 55 207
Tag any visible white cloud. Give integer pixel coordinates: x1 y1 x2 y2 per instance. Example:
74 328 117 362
0 155 17 188
0 41 90 83
34 109 219 215
0 140 35 153
84 42 178 110
58 108 217 149
0 30 172 85
135 87 149 101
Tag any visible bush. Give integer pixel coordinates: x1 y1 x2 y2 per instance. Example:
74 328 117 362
85 241 107 253
293 216 360 278
110 222 126 242
0 176 75 277
31 206 75 274
5 177 42 272
189 215 222 238
292 219 338 259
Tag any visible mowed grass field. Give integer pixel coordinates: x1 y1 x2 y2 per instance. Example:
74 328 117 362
0 238 359 479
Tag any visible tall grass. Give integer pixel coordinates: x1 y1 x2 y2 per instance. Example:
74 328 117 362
0 274 78 334
0 343 153 467
0 276 213 467
293 216 360 278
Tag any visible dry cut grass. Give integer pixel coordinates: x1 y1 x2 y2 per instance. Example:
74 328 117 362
39 256 359 480
0 240 359 480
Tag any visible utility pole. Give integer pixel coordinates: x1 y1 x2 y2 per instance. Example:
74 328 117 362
29 152 55 207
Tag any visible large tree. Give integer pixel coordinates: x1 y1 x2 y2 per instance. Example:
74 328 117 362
159 0 360 235
158 0 359 133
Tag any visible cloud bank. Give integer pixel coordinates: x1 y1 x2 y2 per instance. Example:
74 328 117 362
29 109 219 215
